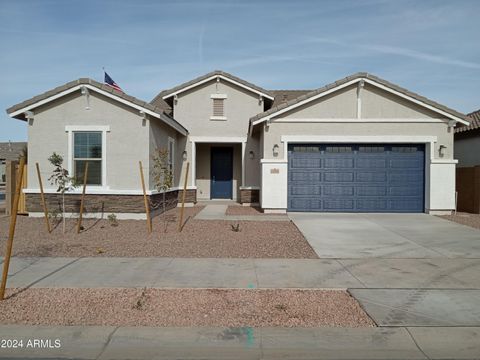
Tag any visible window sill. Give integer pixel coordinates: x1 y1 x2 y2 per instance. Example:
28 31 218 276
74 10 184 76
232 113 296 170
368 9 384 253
210 116 227 121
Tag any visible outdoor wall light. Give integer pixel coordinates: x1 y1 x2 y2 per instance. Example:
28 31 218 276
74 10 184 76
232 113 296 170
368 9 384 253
439 145 447 157
273 144 279 157
182 150 188 161
249 150 254 159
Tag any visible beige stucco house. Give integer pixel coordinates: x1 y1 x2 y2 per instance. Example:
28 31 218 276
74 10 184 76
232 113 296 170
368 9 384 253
455 109 480 168
6 71 470 218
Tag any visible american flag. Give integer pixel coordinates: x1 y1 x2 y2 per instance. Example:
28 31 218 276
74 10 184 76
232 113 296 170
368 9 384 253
104 71 123 92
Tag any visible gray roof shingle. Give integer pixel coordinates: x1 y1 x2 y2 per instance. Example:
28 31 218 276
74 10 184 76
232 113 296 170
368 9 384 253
0 142 27 161
250 72 469 124
456 109 479 133
6 78 187 135
151 70 275 103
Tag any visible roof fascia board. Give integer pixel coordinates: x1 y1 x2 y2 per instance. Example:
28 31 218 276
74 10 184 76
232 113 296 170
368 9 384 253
9 84 188 136
251 79 358 125
162 75 274 100
9 85 82 117
362 78 469 125
252 77 468 126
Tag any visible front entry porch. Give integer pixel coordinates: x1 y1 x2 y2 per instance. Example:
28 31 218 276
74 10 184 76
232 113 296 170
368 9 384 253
194 142 242 201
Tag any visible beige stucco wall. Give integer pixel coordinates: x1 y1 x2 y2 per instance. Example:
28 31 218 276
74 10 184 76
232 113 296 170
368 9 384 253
195 143 242 200
263 122 453 161
148 117 185 190
455 132 480 167
173 79 264 137
265 84 453 160
27 91 158 191
361 84 441 118
280 85 357 118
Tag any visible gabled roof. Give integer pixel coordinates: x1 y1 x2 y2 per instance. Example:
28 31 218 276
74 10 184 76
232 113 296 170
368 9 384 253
456 109 479 133
250 72 470 126
270 90 312 107
153 70 275 102
6 78 188 136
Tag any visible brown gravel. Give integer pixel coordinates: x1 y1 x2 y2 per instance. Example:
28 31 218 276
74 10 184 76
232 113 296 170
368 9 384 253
0 206 317 258
225 205 280 216
0 288 374 327
439 212 480 230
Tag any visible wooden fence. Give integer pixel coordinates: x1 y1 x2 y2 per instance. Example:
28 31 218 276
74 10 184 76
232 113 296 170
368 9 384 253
456 165 480 214
5 160 27 215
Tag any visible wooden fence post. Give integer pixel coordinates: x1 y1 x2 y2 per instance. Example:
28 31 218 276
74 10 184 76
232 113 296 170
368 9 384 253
5 161 17 216
178 162 189 232
36 163 51 233
0 156 26 300
139 161 152 233
77 161 89 234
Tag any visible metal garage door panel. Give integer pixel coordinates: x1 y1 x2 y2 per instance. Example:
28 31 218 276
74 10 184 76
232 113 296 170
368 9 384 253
287 144 424 213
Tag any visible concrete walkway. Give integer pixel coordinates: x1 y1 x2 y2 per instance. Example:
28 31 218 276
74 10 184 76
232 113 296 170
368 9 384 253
195 204 288 221
1 325 479 359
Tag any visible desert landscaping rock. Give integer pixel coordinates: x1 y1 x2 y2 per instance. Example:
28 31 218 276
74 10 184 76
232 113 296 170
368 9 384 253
0 288 374 328
440 212 480 230
0 207 317 258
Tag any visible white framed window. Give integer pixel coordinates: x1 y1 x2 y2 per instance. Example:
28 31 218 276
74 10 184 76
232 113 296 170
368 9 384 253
168 137 175 182
210 94 227 120
73 132 102 185
66 125 109 188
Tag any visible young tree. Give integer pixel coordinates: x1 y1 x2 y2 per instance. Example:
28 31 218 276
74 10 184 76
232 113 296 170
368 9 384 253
152 147 173 232
48 152 76 234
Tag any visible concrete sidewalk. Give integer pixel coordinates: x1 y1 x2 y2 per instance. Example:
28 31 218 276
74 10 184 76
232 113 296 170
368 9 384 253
4 256 480 290
4 257 480 290
1 325 479 359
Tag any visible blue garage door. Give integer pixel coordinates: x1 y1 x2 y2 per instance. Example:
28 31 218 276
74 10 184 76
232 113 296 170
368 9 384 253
288 144 425 212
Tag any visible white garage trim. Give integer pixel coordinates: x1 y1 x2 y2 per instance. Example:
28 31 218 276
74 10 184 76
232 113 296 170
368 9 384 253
280 135 438 160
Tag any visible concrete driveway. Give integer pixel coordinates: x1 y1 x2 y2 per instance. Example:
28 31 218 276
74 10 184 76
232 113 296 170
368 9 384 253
288 212 480 258
289 212 480 331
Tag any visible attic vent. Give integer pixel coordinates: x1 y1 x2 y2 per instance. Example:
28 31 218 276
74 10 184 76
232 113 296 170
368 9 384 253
213 98 224 117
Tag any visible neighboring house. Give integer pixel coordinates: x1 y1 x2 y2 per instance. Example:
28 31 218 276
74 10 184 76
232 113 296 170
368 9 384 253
454 109 480 214
455 109 480 167
0 141 27 187
6 71 469 218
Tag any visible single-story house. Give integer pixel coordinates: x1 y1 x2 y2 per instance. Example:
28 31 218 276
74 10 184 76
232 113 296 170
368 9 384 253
454 109 480 213
6 71 470 218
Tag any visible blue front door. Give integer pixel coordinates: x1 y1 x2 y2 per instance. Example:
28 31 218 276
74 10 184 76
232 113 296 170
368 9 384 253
211 147 233 199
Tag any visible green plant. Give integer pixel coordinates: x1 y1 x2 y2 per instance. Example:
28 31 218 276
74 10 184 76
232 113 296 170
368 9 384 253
230 223 241 232
48 152 77 234
152 147 173 232
132 287 148 310
48 208 61 225
107 213 118 227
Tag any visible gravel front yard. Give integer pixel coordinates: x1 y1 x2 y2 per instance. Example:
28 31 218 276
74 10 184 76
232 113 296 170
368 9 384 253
0 288 374 328
0 206 317 258
439 212 480 230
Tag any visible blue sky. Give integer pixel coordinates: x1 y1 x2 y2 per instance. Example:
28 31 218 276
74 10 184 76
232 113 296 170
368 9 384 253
1 0 479 141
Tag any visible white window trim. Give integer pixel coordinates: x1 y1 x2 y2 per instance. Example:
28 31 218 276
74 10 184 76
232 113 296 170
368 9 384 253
168 136 175 183
210 116 227 121
210 94 228 99
66 125 110 189
280 135 438 161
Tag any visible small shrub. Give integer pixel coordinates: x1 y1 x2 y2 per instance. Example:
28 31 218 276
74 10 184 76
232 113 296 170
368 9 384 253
107 214 118 227
274 304 288 311
230 223 241 232
132 287 148 310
